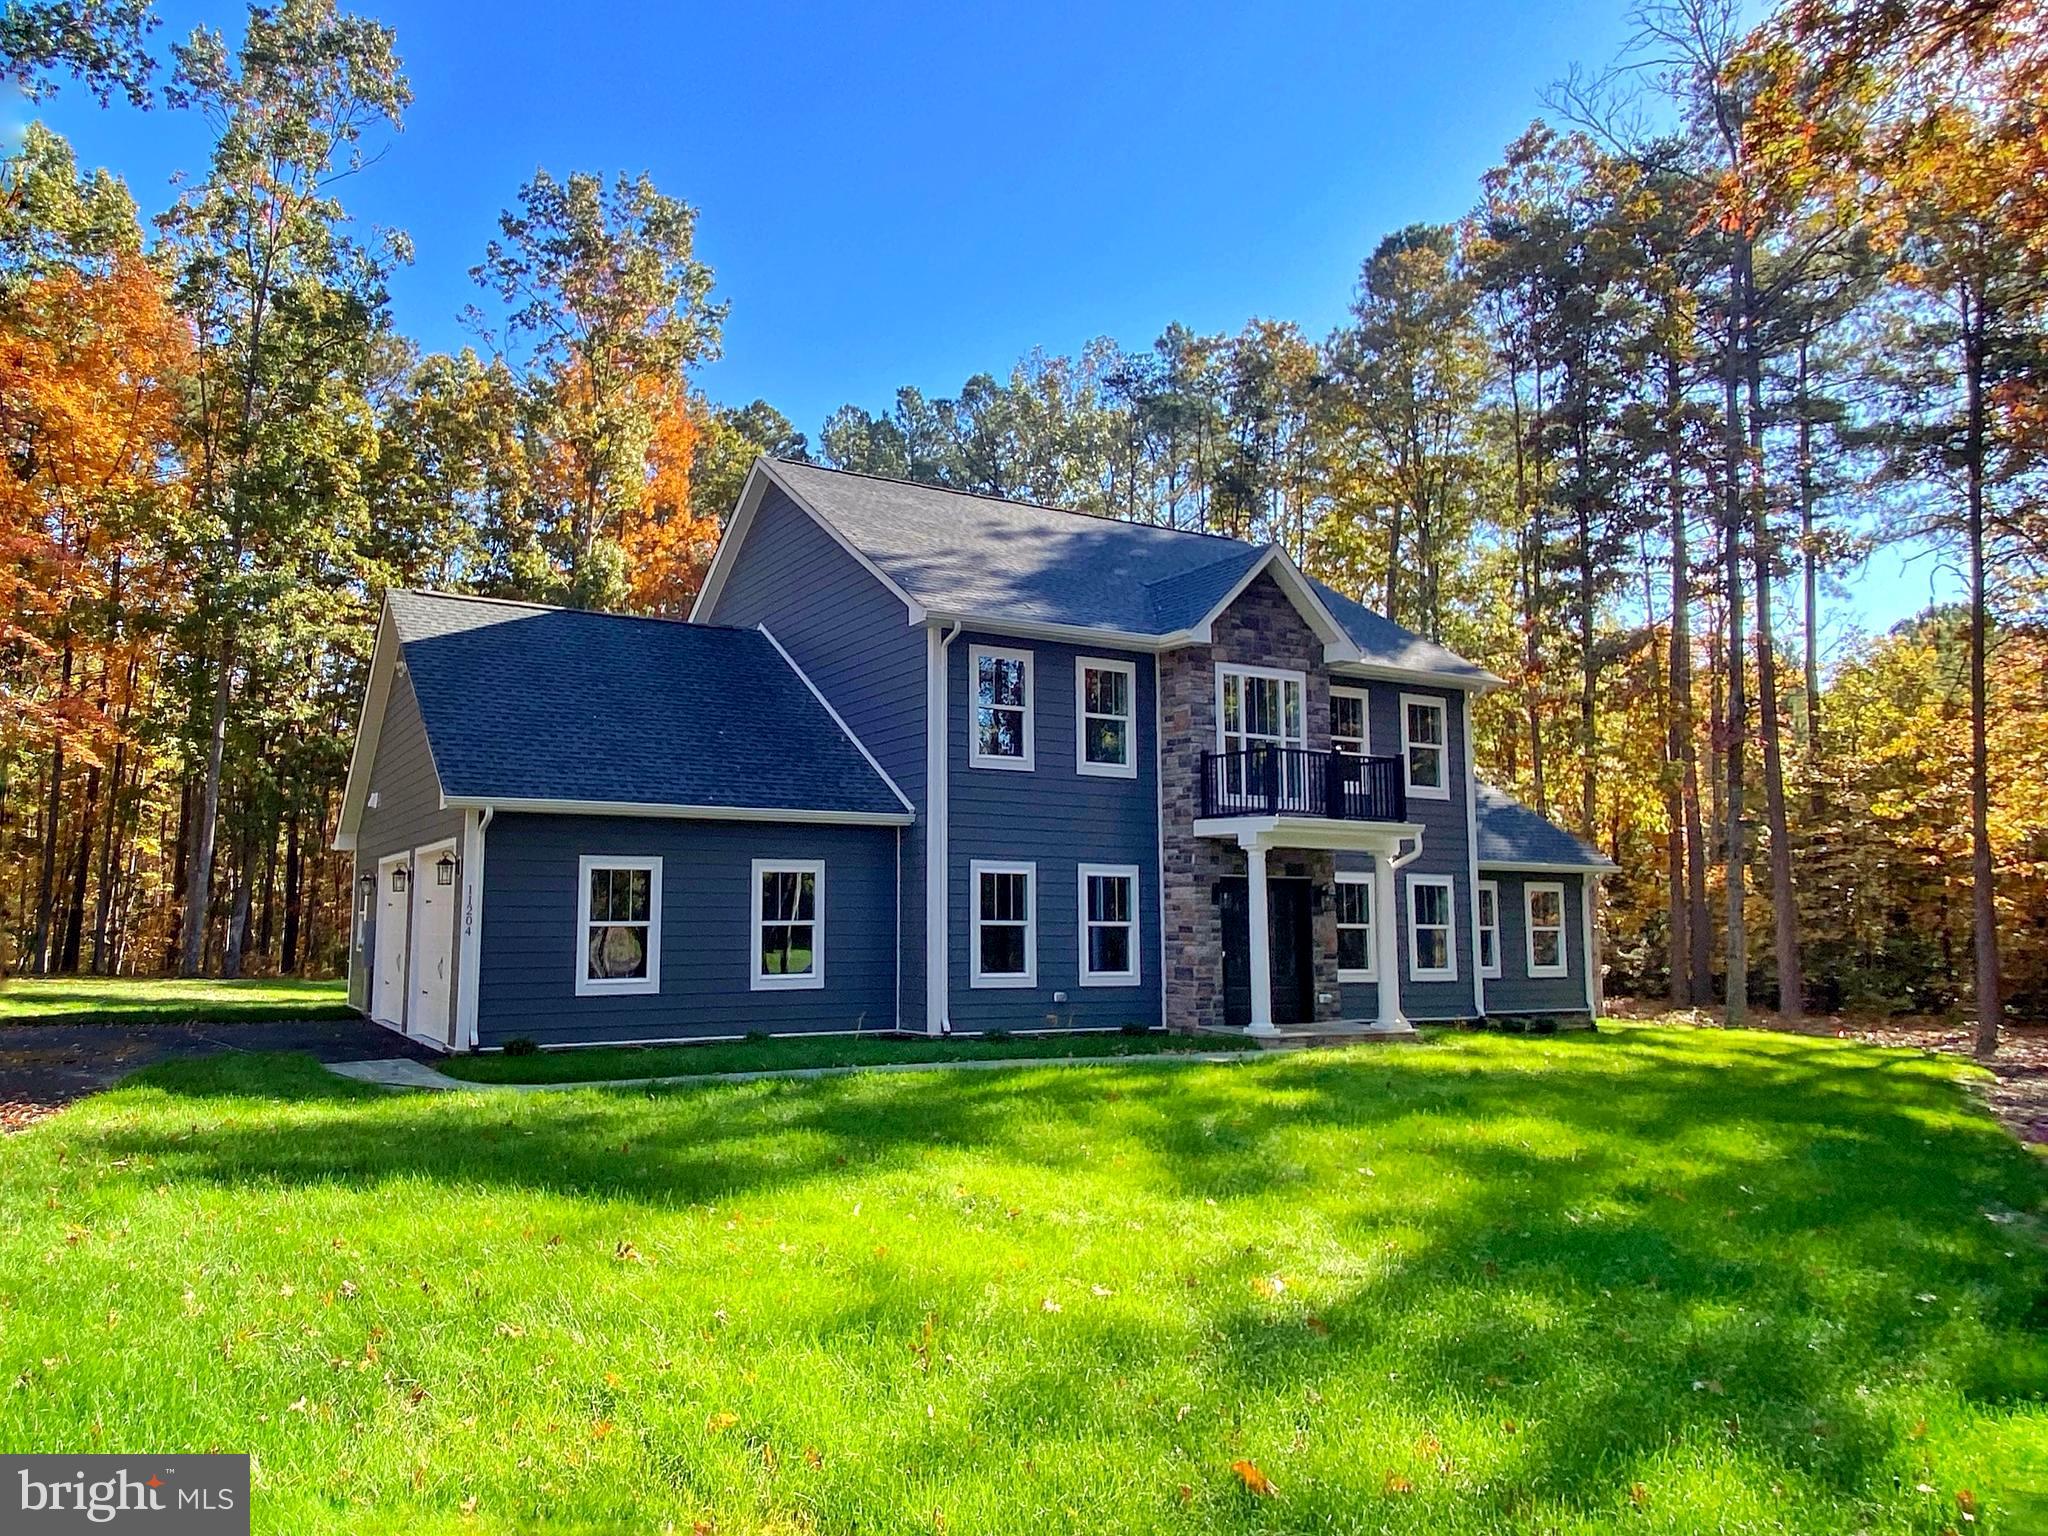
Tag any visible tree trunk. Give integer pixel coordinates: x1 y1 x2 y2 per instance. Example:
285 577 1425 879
1721 257 1750 1027
58 763 99 973
222 824 257 981
1797 334 1822 748
1665 345 1700 1005
30 742 64 975
163 777 192 973
181 635 235 977
91 738 127 974
281 812 303 974
1963 287 2002 1058
1749 346 1802 1022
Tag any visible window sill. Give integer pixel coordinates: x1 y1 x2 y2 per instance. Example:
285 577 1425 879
751 973 825 992
968 754 1034 772
1527 966 1569 980
1404 784 1452 801
1078 972 1141 988
1076 760 1138 781
970 973 1037 989
575 978 660 999
1337 968 1377 985
1407 968 1459 984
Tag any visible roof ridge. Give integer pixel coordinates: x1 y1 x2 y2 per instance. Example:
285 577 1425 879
772 457 1260 550
392 587 754 634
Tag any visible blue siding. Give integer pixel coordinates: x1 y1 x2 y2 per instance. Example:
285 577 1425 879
705 485 927 1027
947 631 1162 1031
1482 870 1591 1015
476 812 899 1047
1336 682 1480 1021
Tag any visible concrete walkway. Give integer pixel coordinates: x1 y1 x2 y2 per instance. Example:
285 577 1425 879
324 1049 1255 1094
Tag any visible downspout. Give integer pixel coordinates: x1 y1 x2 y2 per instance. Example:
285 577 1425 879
925 621 962 1035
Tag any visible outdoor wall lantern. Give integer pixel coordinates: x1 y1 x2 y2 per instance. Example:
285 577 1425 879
435 852 457 886
390 866 409 894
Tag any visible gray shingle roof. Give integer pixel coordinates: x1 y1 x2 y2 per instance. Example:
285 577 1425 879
1475 782 1615 869
387 590 908 819
766 460 1497 684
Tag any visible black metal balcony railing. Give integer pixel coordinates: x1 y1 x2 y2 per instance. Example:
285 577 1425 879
1200 747 1407 822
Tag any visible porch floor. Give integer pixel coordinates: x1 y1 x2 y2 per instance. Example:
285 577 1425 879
1191 1019 1422 1051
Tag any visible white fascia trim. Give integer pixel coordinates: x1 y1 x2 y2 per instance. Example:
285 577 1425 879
335 602 402 851
1188 546 1360 662
1479 860 1622 875
691 457 929 625
1075 655 1139 779
441 796 912 827
751 857 826 991
1076 862 1142 987
758 624 916 814
1193 816 1426 854
1330 661 1508 693
1524 880 1570 978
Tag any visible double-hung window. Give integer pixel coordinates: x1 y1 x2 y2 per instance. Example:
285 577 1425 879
1330 687 1369 756
1076 658 1137 778
970 645 1034 769
972 860 1036 987
1217 665 1306 806
753 859 824 990
1400 693 1450 799
1078 863 1140 985
1477 879 1502 978
1406 873 1458 981
576 855 661 997
1335 873 1375 982
1525 881 1569 977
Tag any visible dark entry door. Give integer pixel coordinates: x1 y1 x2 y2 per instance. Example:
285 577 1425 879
1219 877 1314 1027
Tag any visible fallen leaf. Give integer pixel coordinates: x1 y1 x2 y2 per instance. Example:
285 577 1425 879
802 1446 822 1468
1383 1471 1413 1495
1176 1483 1193 1506
706 1412 739 1433
1629 1482 1648 1509
1040 1297 1061 1313
1304 1315 1329 1336
1232 1460 1277 1496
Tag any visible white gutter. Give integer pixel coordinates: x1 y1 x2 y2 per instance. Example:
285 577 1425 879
925 621 962 1035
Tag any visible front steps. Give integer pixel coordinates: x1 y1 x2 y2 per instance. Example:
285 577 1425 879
1192 1020 1422 1051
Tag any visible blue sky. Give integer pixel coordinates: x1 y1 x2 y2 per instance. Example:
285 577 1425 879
30 0 1948 637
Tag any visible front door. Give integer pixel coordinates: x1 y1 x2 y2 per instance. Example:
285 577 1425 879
1219 876 1314 1027
409 840 458 1047
372 855 410 1028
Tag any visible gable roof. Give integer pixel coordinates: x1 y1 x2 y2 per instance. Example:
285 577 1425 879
697 459 1503 689
339 591 912 840
1475 783 1616 871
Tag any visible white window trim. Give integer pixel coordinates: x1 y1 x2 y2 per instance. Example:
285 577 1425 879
1406 872 1459 982
1330 685 1371 756
968 644 1035 771
1075 657 1139 780
574 854 662 998
1478 878 1502 979
1399 692 1452 800
1335 870 1376 983
1215 664 1309 754
971 858 1037 988
751 858 825 992
1077 862 1141 986
1525 880 1570 978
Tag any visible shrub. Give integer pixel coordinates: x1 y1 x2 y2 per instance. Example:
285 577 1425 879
502 1037 539 1057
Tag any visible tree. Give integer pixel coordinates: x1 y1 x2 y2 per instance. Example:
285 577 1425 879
471 168 726 610
0 0 155 106
159 0 409 977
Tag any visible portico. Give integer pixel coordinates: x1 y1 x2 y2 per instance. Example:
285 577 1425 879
1192 813 1424 1037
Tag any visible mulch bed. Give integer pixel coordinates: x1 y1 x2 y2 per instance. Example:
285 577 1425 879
1607 1001 2048 1147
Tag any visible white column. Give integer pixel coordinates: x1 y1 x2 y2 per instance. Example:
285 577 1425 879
1246 842 1276 1034
1374 854 1405 1030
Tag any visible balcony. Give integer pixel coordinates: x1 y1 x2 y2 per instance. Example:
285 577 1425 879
1199 747 1407 823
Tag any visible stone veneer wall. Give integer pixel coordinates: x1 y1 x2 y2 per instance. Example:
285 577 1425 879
1159 571 1342 1032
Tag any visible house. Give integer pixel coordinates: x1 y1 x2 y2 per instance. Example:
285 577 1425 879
335 458 1616 1051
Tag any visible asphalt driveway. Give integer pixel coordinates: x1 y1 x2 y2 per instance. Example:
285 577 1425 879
0 1016 440 1131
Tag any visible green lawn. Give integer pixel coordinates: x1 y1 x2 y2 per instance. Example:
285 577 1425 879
0 975 352 1025
2 1027 2043 1534
442 1027 1259 1083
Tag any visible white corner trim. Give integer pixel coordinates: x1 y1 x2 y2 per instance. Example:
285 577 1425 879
691 457 928 625
1335 869 1377 983
1463 691 1486 1013
1405 871 1460 982
966 643 1035 771
1077 862 1142 987
1074 655 1140 779
1399 692 1453 801
751 857 826 991
757 624 916 814
969 858 1037 988
1583 872 1604 1014
456 807 490 1049
574 854 662 998
1524 880 1570 978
